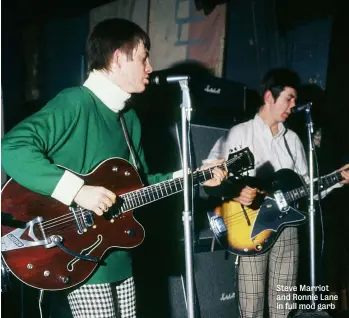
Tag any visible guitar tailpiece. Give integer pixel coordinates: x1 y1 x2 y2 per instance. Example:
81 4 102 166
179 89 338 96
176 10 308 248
51 235 100 263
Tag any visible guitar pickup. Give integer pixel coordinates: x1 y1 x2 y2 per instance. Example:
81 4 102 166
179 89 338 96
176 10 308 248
70 207 95 234
274 190 290 213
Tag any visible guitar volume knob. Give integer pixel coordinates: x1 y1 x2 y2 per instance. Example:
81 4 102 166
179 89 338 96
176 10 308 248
126 229 136 237
255 244 262 251
60 276 70 284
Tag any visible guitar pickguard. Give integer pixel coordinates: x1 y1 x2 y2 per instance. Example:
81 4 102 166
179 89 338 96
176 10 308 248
251 198 306 238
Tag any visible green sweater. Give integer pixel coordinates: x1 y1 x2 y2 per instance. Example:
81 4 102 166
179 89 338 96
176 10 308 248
1 87 173 284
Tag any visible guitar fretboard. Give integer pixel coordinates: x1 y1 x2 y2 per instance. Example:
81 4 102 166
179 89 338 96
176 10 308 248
118 166 221 212
284 169 344 203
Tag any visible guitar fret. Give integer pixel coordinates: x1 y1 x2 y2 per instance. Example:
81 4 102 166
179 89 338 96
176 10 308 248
300 187 308 197
127 192 135 207
167 180 173 193
173 179 179 191
202 170 207 182
122 195 131 211
284 192 292 203
140 189 147 204
290 191 297 201
164 180 169 196
143 188 150 204
153 185 160 200
149 186 156 201
171 180 178 192
294 190 299 199
169 180 175 192
135 191 141 206
159 183 164 196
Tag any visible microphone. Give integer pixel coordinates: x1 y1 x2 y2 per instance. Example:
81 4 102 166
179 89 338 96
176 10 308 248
291 102 312 114
150 74 190 85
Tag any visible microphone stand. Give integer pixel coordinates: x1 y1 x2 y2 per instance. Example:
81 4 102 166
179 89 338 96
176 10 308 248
178 78 196 318
297 106 330 317
305 106 316 304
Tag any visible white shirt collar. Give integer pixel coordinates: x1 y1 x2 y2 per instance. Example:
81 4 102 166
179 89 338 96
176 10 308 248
254 114 286 138
83 70 131 113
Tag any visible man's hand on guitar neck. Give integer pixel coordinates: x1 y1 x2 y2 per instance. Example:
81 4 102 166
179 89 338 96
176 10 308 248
339 164 349 185
74 185 117 216
199 159 228 187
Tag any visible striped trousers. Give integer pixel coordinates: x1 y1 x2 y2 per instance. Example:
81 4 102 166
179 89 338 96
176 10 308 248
238 227 299 318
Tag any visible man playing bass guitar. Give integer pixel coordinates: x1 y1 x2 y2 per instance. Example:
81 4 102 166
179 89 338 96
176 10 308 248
204 68 349 318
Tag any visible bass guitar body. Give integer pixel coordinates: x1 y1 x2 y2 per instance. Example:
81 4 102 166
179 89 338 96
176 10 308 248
208 169 307 256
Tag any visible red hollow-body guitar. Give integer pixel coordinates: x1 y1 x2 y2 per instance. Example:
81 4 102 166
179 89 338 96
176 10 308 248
1 148 254 291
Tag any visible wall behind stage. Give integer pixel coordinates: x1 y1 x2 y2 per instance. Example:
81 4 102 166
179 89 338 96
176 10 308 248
149 0 226 76
225 0 332 91
90 0 149 32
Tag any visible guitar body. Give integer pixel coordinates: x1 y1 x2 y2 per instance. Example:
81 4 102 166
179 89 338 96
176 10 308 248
209 169 307 256
1 158 145 290
1 147 255 290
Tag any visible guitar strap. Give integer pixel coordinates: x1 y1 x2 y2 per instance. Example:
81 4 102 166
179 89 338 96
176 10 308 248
283 130 308 197
119 113 138 170
283 131 295 163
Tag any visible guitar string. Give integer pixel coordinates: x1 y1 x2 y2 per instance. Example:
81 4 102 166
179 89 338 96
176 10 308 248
222 170 344 225
40 178 185 230
38 156 245 236
222 209 258 226
39 156 238 228
218 169 345 229
39 166 217 233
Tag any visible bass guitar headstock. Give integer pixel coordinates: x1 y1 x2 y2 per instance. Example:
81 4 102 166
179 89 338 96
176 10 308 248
226 147 254 176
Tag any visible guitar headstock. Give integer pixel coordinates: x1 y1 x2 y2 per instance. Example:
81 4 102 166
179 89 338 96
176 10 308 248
226 147 254 176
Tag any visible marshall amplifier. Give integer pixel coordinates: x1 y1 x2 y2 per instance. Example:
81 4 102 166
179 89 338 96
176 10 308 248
168 250 240 318
146 68 258 129
189 75 247 128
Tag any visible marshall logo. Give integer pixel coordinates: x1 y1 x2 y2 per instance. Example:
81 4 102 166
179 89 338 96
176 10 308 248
204 85 221 94
220 292 236 301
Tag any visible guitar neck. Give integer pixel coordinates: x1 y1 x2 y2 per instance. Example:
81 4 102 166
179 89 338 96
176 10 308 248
118 165 222 212
285 168 346 202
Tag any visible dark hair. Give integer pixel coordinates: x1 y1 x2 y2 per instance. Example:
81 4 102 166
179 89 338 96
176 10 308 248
259 68 301 101
86 18 150 73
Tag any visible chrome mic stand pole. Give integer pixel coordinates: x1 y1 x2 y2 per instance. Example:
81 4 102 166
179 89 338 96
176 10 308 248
178 77 196 318
293 103 330 317
305 105 316 305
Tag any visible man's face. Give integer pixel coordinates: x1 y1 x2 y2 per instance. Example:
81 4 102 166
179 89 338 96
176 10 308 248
270 86 297 123
118 42 153 93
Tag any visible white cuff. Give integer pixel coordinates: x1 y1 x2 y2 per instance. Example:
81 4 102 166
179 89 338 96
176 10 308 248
173 169 183 179
51 170 84 206
173 168 192 179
